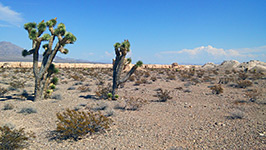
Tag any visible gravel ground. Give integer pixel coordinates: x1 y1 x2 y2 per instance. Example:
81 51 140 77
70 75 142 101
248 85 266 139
0 67 265 150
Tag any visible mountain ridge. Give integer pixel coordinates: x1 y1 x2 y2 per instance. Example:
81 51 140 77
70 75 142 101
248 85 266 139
0 41 97 63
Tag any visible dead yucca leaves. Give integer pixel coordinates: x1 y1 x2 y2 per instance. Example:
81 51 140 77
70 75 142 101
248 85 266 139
56 108 112 141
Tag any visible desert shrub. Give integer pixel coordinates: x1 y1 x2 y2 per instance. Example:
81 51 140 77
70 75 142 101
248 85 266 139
129 75 135 82
67 86 76 90
212 70 219 75
0 87 8 97
155 89 172 102
52 94 62 100
228 110 244 119
9 80 26 89
238 72 248 80
18 107 37 115
218 77 234 84
251 72 264 80
196 70 205 78
125 97 147 111
140 78 148 84
245 89 262 102
150 76 157 82
134 80 142 86
225 70 231 74
90 102 108 111
166 74 176 80
70 74 85 81
77 85 91 92
236 80 252 88
55 108 112 141
95 83 112 99
144 72 150 78
0 126 35 150
210 84 223 94
202 76 216 82
2 104 14 110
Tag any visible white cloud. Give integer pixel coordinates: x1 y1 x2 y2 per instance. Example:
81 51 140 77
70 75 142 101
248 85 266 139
104 51 113 57
0 3 24 27
156 45 266 64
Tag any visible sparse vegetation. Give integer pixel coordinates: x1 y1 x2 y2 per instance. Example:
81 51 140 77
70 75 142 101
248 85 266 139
236 80 252 88
55 108 112 141
210 84 223 94
0 126 35 150
3 104 14 110
154 89 172 102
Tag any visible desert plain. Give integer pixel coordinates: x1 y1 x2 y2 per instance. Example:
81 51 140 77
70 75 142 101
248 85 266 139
0 60 265 150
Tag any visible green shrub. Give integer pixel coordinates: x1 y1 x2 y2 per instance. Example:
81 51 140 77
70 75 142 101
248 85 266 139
51 77 59 85
56 109 112 141
0 126 35 150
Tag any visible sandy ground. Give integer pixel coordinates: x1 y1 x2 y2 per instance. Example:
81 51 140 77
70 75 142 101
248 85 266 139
0 67 265 150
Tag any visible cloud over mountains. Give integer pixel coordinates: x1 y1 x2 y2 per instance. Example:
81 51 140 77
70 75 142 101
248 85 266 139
156 45 266 64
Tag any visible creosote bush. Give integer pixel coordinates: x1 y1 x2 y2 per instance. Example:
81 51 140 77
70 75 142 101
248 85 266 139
236 80 252 88
0 126 35 150
210 84 223 94
56 108 112 141
155 89 172 102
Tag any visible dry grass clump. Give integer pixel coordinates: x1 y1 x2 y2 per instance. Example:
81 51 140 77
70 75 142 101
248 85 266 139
125 97 147 111
0 126 35 150
55 109 112 141
77 85 91 92
69 74 85 81
236 80 252 88
95 83 112 99
154 89 172 102
9 80 26 89
2 103 14 110
0 87 8 97
210 84 223 94
245 89 262 102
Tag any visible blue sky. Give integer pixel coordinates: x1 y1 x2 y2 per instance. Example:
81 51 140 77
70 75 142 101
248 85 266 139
0 0 265 64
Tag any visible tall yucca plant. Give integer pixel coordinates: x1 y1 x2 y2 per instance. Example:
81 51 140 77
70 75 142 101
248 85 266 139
23 18 76 101
112 40 143 100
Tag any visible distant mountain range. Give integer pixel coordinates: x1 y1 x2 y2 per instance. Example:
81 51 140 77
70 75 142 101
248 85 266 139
0 41 96 63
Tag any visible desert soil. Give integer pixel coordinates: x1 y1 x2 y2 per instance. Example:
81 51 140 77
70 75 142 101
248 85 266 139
0 67 265 150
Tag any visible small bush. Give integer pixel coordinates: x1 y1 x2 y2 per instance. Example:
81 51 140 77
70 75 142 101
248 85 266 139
134 80 142 86
236 80 252 88
125 97 147 111
9 80 26 89
0 87 8 97
0 126 35 150
77 85 91 92
55 109 112 141
18 107 37 115
238 72 248 80
95 83 112 99
150 76 157 82
155 89 172 102
245 89 262 102
3 104 14 110
210 84 223 94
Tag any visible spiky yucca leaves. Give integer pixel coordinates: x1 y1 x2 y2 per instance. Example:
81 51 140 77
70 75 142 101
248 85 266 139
0 126 35 150
56 109 112 141
22 18 76 101
112 40 143 100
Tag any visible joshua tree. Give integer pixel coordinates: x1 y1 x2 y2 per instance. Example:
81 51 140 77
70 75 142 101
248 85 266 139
22 18 76 101
112 40 143 99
